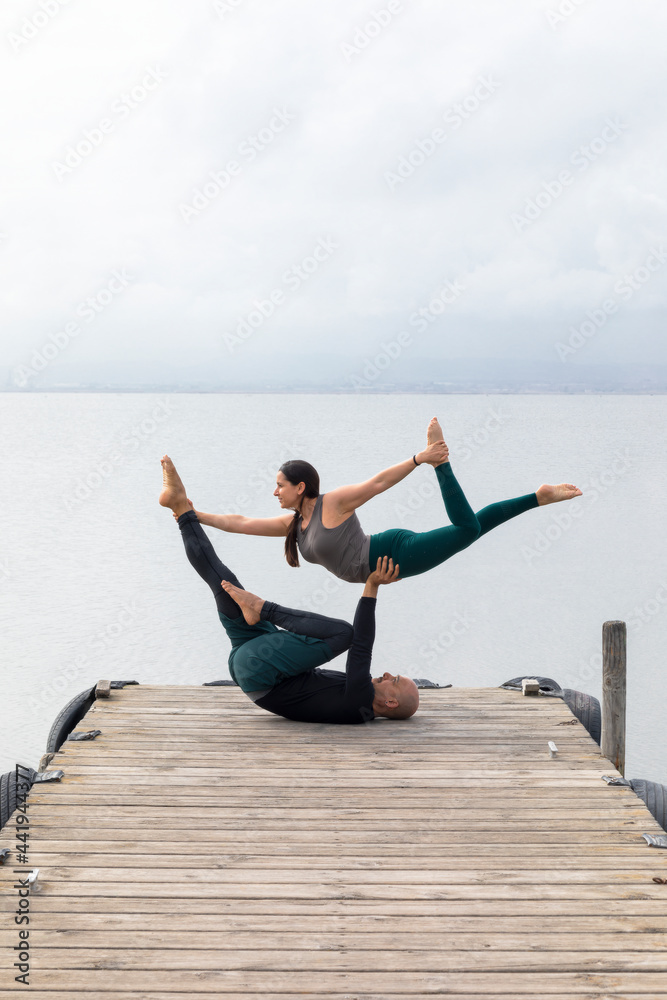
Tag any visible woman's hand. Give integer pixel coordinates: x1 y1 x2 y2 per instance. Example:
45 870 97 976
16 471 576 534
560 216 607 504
173 498 195 520
415 441 449 467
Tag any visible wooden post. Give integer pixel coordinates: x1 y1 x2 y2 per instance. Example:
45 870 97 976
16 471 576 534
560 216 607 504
601 620 626 776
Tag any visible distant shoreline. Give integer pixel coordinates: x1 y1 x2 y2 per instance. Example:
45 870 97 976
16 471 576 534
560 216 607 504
1 386 666 395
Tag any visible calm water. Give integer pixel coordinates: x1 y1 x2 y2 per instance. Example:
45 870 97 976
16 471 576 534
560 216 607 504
1 392 666 781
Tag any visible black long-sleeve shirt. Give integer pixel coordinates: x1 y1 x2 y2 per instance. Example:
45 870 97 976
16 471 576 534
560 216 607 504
255 596 376 724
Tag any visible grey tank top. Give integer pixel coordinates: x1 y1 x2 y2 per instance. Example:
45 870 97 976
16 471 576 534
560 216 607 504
297 494 371 584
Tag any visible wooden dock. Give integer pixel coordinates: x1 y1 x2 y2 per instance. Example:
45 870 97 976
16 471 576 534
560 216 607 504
2 683 667 998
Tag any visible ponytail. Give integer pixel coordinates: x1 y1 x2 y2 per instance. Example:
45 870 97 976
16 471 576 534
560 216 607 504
284 511 301 567
279 460 320 569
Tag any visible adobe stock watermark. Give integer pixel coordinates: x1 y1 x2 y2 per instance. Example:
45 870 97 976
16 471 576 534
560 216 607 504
8 0 73 53
545 0 590 30
520 448 633 565
561 579 667 691
451 407 511 463
393 408 509 524
180 107 296 224
52 67 167 181
13 268 135 387
384 75 500 192
25 602 139 711
419 611 475 667
512 117 629 233
205 437 306 517
62 399 174 513
348 276 466 389
340 1 403 63
213 0 248 17
0 557 10 582
299 574 345 615
223 237 338 354
627 581 667 634
555 247 667 361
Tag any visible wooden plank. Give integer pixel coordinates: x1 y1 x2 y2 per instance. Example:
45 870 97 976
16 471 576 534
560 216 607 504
3 787 639 804
0 821 655 844
25 765 617 779
2 881 666 899
17 945 667 971
3 912 667 933
11 851 667 871
0 821 642 840
24 787 634 803
5 928 667 951
4 813 661 833
53 741 602 752
1 969 667 993
14 798 651 816
16 795 604 812
2 816 656 833
6 842 657 859
4 895 667 917
3 865 664 885
0 994 663 1000
50 751 607 764
11 778 635 792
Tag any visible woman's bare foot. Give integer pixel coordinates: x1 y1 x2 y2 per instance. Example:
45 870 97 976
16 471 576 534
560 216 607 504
221 581 265 626
536 483 583 506
159 456 191 516
427 416 445 445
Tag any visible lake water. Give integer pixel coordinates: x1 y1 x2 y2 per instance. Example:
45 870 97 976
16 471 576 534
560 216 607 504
1 392 666 782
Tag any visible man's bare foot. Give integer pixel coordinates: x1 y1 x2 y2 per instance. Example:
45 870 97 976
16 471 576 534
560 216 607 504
221 581 265 626
536 483 583 506
159 456 191 516
427 416 445 445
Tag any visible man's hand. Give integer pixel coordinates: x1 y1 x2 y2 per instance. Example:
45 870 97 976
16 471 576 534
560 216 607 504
363 556 400 597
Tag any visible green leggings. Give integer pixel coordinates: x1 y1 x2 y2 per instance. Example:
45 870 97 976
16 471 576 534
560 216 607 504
368 463 538 579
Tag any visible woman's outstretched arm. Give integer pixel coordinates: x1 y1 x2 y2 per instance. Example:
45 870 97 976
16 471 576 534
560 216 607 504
326 441 449 516
195 509 291 537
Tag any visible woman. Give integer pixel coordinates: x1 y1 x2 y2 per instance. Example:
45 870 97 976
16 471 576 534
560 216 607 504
191 418 582 584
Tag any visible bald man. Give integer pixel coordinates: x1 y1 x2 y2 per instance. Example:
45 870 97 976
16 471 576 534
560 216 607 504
160 455 419 724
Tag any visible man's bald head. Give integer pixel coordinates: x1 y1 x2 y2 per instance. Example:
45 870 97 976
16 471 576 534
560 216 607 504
372 673 420 720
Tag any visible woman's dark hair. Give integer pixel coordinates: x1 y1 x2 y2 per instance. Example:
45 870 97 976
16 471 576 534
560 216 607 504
280 460 320 568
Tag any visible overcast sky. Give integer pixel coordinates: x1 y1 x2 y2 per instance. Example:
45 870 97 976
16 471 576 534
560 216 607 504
2 0 666 385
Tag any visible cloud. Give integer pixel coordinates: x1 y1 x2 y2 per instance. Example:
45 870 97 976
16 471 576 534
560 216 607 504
1 0 666 381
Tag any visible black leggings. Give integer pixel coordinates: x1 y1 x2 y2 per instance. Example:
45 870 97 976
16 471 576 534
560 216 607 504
177 510 352 655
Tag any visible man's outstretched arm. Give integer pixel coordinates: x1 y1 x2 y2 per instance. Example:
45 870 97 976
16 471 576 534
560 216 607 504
345 557 401 689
